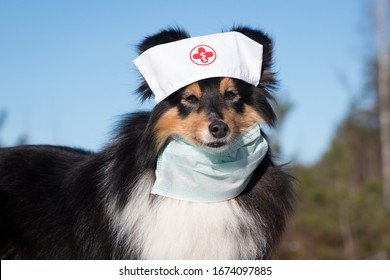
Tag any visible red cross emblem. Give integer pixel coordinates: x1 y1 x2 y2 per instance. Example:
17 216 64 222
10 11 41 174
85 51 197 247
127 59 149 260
190 45 216 65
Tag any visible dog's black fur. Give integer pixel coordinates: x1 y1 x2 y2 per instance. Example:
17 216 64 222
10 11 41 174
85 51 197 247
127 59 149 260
0 26 294 259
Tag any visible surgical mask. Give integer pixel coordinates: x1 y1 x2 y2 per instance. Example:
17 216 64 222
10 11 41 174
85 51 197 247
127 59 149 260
151 124 268 203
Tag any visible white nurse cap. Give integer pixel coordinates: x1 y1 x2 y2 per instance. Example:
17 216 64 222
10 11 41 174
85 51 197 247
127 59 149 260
133 31 263 103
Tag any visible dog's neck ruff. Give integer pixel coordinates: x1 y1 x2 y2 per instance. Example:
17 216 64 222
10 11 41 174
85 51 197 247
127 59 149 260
133 31 263 103
151 124 268 203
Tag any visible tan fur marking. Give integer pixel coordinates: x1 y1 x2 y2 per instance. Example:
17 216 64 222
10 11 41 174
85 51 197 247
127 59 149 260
154 108 209 153
237 105 265 132
219 78 236 95
222 105 265 141
154 108 180 153
184 82 202 99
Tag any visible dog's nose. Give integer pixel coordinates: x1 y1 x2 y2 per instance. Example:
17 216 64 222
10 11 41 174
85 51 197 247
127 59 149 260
209 120 228 138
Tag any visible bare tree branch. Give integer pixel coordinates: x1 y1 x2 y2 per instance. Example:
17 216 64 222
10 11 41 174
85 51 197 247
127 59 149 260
374 0 390 208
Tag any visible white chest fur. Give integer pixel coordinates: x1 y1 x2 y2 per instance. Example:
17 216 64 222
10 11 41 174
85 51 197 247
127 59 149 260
109 171 266 259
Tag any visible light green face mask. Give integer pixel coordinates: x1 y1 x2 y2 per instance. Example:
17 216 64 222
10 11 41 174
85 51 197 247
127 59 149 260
151 124 268 203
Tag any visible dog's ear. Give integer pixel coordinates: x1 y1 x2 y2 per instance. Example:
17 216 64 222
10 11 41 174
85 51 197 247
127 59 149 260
137 27 190 54
136 27 190 101
230 26 277 91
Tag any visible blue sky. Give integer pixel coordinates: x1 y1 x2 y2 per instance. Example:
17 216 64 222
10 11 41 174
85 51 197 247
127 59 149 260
0 0 374 165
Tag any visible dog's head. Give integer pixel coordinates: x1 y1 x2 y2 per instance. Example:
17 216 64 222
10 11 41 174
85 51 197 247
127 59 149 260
136 27 277 153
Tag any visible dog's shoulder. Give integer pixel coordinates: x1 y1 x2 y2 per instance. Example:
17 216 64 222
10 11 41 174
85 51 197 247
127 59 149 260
0 145 93 191
0 145 92 167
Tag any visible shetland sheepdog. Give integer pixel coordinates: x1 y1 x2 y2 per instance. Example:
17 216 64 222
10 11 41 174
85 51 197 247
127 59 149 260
0 26 294 259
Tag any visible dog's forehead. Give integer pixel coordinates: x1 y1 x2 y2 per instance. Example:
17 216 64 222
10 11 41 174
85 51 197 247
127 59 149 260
185 77 236 94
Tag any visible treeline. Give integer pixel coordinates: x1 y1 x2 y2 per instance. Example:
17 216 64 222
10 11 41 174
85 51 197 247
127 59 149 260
274 100 389 259
274 0 390 259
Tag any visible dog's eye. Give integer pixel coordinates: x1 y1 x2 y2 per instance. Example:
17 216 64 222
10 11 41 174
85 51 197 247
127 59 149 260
224 90 237 101
184 95 199 104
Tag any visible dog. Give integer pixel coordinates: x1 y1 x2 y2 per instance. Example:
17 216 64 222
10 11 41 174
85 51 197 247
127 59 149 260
0 26 294 259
